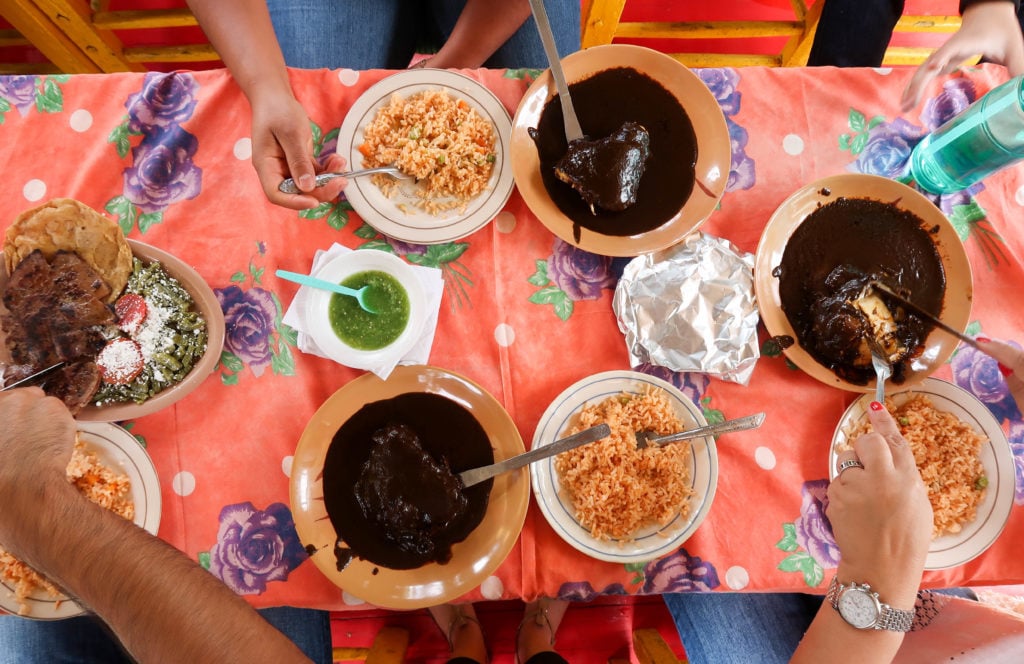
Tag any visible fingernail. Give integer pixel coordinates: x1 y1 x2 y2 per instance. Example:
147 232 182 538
999 363 1013 377
298 174 315 190
870 401 884 411
976 336 991 344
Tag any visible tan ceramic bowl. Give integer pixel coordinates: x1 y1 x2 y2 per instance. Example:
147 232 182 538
510 43 731 257
754 173 973 393
0 239 224 421
290 365 529 609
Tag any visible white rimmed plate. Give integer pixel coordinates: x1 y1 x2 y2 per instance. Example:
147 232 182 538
0 421 161 619
338 69 514 244
531 370 718 563
830 378 1014 570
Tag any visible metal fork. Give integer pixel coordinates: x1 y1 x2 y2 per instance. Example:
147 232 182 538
865 337 892 403
634 413 766 449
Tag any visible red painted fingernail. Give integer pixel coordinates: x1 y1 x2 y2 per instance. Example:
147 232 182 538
870 401 884 411
976 336 991 343
999 363 1014 377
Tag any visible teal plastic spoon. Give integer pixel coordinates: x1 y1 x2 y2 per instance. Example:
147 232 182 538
275 269 377 314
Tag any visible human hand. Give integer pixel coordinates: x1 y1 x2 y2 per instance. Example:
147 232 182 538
901 2 1024 111
828 402 932 607
975 336 1024 408
249 93 348 210
0 388 77 544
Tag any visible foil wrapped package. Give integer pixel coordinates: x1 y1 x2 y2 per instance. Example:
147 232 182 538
612 233 760 385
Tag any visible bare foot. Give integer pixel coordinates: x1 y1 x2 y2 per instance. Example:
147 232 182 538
517 598 569 663
428 603 488 663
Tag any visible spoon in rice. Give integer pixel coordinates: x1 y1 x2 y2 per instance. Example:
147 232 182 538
278 166 413 194
634 412 766 449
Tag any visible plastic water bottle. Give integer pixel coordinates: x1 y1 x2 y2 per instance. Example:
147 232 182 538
910 76 1024 194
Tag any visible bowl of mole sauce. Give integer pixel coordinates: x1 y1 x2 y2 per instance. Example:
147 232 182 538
754 174 973 392
510 44 731 257
289 365 529 609
306 250 427 371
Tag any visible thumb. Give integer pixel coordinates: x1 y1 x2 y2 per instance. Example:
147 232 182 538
274 124 317 193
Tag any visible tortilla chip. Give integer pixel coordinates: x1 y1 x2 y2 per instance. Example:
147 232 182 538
4 199 132 302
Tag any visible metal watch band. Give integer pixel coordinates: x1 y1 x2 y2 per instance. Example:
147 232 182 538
827 576 914 632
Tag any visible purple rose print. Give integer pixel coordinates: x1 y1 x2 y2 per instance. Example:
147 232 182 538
0 76 36 116
216 285 278 376
952 341 1023 423
125 72 199 134
726 119 755 191
123 126 202 213
385 237 429 257
557 581 628 602
208 502 307 595
697 68 741 116
850 117 923 180
634 363 710 410
642 548 720 593
920 78 976 131
794 480 840 568
547 238 616 300
1008 420 1024 504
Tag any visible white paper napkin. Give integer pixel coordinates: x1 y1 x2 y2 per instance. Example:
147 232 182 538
282 243 443 380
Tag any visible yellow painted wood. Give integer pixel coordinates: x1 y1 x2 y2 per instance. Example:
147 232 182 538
93 9 199 30
896 15 961 33
122 44 220 63
27 0 142 72
780 0 823 66
0 62 60 74
633 628 685 664
330 626 408 664
0 29 31 47
581 0 627 48
670 52 782 68
0 0 99 72
615 20 803 40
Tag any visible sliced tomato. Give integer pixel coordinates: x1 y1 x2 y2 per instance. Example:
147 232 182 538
96 338 144 385
114 293 148 334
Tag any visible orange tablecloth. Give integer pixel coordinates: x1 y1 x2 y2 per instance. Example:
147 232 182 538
1 63 1023 612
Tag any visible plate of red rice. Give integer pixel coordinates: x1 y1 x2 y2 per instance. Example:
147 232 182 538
338 69 514 244
531 371 718 563
831 377 1014 570
0 422 161 619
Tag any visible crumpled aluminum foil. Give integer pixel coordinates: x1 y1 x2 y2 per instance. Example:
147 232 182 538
612 232 760 385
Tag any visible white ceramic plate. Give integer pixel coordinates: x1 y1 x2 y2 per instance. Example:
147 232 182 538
338 69 514 244
531 370 718 563
830 378 1014 570
0 421 161 619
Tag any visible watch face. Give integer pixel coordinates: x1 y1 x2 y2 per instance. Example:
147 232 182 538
838 587 880 629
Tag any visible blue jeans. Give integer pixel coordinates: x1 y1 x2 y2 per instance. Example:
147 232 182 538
0 606 332 663
266 0 580 70
663 592 822 664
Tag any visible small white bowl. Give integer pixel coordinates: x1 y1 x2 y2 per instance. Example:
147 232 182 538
305 250 426 371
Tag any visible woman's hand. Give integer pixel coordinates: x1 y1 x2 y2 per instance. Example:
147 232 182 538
828 403 932 607
902 1 1024 111
249 92 348 210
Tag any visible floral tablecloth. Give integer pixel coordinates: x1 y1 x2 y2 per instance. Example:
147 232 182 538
1 63 1023 612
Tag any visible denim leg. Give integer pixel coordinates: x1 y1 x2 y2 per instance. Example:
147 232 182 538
0 614 133 664
663 592 822 664
266 0 417 70
258 607 333 664
807 0 904 67
426 0 580 68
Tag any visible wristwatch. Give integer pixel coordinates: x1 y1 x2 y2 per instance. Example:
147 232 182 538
826 576 914 632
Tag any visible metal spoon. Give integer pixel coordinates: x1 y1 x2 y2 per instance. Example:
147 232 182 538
634 412 766 449
528 0 584 142
275 269 378 314
278 166 412 195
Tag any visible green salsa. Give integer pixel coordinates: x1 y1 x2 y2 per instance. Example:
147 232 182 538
328 270 410 350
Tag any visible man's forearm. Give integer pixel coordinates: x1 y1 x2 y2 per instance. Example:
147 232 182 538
7 481 309 663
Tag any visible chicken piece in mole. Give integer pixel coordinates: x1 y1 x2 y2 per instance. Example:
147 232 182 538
552 121 651 214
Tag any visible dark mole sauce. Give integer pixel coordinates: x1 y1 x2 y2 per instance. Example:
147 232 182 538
529 67 697 238
323 393 493 571
775 197 946 385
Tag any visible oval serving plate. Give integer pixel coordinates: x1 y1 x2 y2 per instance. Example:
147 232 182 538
531 370 718 563
830 378 1014 570
338 69 514 244
0 421 161 619
754 173 973 393
511 44 730 257
290 365 528 609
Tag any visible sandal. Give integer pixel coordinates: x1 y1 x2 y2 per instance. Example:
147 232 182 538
428 603 488 663
516 597 568 664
